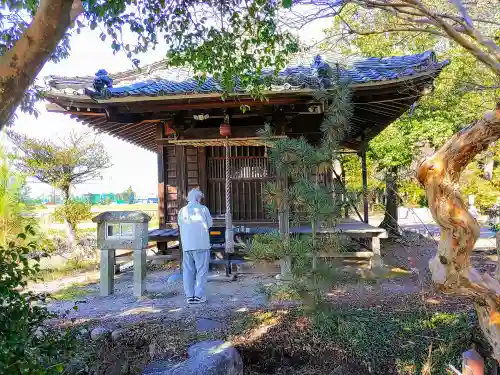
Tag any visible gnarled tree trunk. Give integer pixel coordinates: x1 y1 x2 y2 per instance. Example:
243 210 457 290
379 166 400 236
417 105 500 361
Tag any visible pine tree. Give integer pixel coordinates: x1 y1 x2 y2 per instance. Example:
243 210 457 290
252 80 353 305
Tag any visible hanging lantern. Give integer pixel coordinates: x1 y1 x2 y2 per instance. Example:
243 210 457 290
219 114 231 137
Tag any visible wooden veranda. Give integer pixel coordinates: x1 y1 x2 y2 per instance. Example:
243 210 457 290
44 51 447 261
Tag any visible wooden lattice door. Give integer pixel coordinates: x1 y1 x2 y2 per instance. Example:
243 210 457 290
206 146 275 221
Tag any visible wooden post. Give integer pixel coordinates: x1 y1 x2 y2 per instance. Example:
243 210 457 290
342 166 348 218
133 249 147 297
462 348 484 375
225 136 234 254
100 249 115 296
277 168 291 279
198 147 208 197
361 149 369 224
157 122 168 228
176 145 187 208
333 158 343 215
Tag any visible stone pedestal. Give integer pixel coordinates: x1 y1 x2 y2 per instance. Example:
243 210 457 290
371 237 382 269
276 256 293 281
100 249 116 296
133 249 147 297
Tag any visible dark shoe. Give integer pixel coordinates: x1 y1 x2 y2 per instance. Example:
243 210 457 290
191 296 207 304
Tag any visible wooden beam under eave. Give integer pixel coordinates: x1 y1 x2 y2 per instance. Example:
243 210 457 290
112 123 156 141
92 121 130 134
133 132 156 146
124 97 311 114
127 129 156 145
82 117 108 127
122 125 157 144
143 138 157 149
66 111 106 116
45 102 67 113
106 122 145 137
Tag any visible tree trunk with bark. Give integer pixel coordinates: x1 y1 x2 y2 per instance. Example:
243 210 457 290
379 166 400 236
417 105 500 361
61 185 76 248
0 0 82 129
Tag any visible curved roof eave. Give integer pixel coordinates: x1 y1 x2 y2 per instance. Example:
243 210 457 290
45 66 444 107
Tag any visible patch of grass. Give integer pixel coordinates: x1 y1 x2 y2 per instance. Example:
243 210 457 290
260 282 301 302
52 282 94 300
310 306 487 374
148 218 159 228
230 310 281 336
39 259 98 281
234 305 489 375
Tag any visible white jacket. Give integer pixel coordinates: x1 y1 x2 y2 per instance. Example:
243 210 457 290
177 202 213 251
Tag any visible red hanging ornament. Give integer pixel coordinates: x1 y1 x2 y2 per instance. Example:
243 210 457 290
219 114 231 137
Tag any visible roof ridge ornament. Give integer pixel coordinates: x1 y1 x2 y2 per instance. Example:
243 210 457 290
93 69 113 92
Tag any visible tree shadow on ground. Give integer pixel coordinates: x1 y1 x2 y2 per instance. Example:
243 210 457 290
232 301 491 375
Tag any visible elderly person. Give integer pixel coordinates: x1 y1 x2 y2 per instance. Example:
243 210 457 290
177 188 213 304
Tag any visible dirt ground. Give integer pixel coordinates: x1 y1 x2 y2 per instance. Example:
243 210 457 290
42 270 274 326
34 230 498 374
38 229 497 327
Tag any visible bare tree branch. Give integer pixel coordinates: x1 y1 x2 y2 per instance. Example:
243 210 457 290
286 0 500 75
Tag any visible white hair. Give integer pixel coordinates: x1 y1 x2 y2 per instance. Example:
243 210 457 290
187 188 204 203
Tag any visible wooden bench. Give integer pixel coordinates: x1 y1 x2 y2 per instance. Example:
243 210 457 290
148 219 388 271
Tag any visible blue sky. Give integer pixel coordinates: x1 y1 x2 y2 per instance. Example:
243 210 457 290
6 11 329 199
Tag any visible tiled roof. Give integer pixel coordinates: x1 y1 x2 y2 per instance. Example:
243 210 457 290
45 50 448 100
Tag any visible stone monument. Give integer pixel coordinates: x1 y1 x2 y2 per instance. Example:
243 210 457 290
92 211 151 297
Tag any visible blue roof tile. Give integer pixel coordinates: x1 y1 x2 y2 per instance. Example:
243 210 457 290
84 51 448 100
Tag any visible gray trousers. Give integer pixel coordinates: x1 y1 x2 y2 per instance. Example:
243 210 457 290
182 249 210 299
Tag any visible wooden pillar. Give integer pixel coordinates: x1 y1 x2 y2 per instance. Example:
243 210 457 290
342 165 348 218
198 147 207 196
277 168 291 279
156 122 168 228
332 158 344 217
361 149 369 224
176 145 187 208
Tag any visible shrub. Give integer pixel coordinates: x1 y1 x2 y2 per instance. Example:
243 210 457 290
0 226 75 374
0 146 38 245
53 200 92 231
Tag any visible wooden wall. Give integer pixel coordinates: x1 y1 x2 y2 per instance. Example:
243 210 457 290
159 144 207 226
158 144 275 226
206 146 274 221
